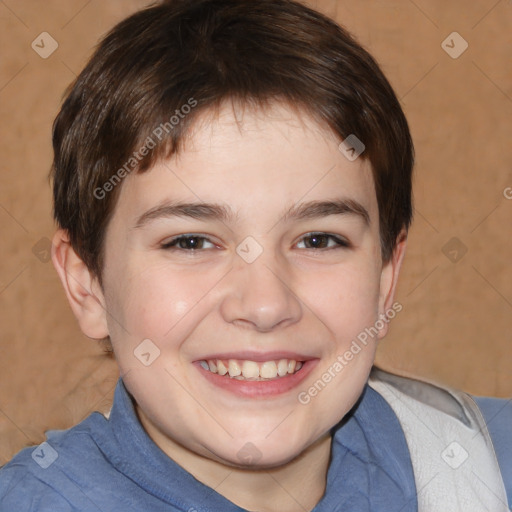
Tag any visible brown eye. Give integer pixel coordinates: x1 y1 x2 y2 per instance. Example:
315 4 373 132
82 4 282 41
304 234 329 248
297 233 350 250
162 235 215 250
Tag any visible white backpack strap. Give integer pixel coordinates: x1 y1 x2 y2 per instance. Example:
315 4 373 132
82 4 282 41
369 368 509 511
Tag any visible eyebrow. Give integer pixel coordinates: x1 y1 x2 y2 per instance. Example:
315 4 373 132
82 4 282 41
133 202 236 228
133 198 370 229
282 199 370 226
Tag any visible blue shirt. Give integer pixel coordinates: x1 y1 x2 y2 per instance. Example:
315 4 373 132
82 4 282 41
0 378 508 511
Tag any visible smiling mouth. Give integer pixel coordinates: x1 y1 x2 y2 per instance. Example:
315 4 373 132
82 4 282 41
198 358 304 381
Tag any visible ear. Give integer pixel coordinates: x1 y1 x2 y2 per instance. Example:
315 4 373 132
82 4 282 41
51 229 109 340
376 230 407 339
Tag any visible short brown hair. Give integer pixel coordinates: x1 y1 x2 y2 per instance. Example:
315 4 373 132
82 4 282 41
51 0 414 281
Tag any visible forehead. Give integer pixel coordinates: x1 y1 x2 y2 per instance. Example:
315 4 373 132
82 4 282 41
113 102 378 227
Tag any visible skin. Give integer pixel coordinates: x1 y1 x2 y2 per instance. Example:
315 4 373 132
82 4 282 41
52 102 406 512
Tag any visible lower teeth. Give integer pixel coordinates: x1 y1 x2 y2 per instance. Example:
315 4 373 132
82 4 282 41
232 375 283 381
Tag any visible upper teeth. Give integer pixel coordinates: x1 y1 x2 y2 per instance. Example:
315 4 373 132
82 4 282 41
199 359 303 380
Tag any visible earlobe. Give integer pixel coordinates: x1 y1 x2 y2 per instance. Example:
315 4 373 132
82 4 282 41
377 231 407 338
51 229 109 340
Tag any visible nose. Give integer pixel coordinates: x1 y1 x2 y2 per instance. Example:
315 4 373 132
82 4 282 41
220 256 303 332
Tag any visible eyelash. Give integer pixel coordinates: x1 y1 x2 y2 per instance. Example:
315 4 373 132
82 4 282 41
296 233 351 250
161 234 217 251
160 233 351 251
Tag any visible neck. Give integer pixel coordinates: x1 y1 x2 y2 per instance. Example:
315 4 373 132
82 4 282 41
136 406 332 512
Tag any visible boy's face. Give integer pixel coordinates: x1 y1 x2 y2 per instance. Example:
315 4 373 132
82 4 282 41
74 102 404 468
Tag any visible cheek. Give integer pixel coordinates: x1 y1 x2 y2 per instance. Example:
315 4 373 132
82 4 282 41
298 260 382 339
104 262 218 344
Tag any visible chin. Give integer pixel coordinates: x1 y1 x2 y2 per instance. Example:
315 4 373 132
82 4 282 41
217 448 303 470
204 433 314 470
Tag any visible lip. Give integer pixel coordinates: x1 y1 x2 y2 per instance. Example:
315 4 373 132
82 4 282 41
195 351 316 363
194 357 319 399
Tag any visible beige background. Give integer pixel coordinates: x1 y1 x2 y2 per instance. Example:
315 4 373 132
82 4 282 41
1 0 511 463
